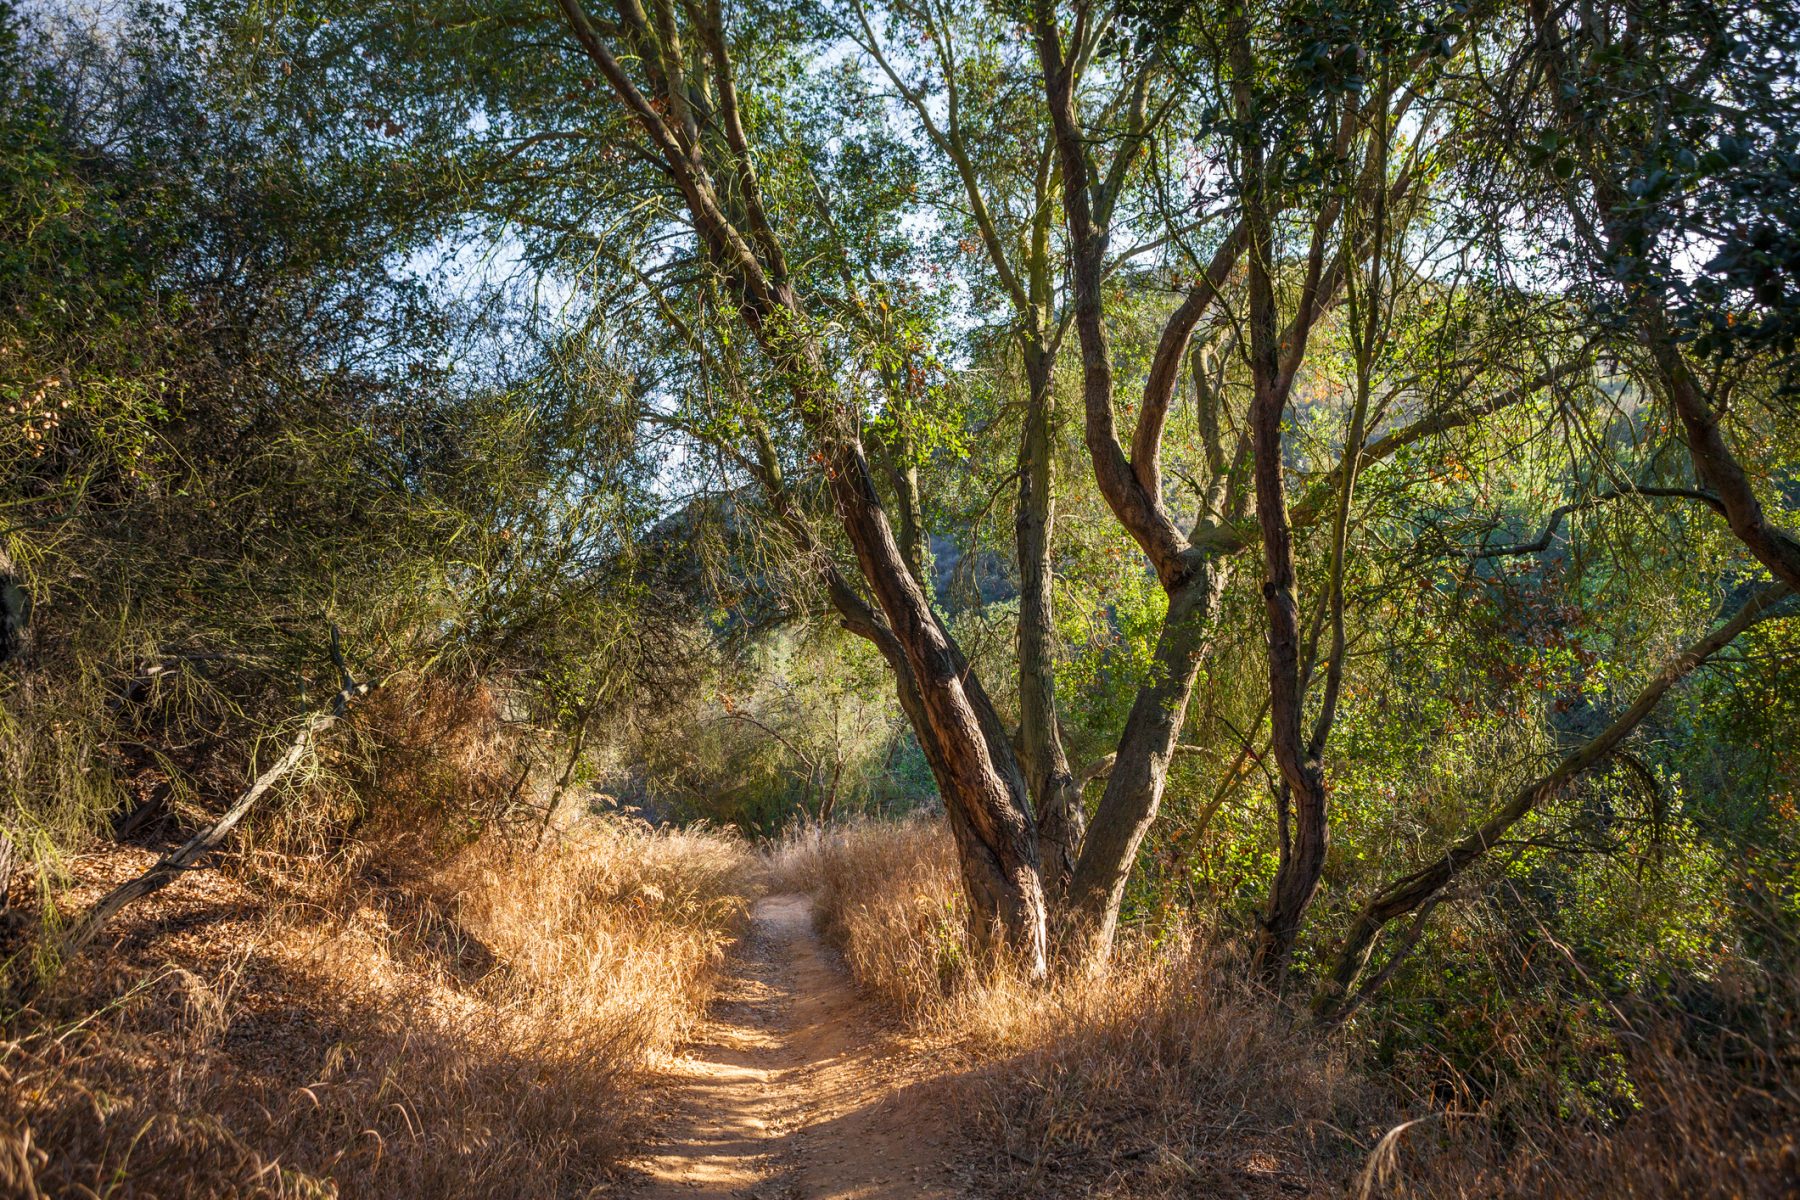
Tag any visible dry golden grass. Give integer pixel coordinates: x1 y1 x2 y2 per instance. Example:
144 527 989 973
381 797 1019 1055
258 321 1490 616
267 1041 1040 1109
778 817 1800 1200
1 817 753 1199
941 943 1363 1198
772 819 1362 1196
13 806 1792 1199
767 817 972 1016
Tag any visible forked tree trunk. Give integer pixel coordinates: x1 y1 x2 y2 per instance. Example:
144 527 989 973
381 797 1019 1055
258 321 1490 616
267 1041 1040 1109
1247 355 1331 976
1030 1 1245 964
1233 15 1338 979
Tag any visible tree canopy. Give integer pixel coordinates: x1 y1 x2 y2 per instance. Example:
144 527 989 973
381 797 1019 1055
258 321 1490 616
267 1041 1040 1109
2 0 1797 1152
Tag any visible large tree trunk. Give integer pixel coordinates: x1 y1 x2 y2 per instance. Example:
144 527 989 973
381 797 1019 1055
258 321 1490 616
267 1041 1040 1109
797 342 1046 955
1059 562 1229 957
1016 345 1083 899
854 583 1049 969
812 360 1046 972
751 416 1052 971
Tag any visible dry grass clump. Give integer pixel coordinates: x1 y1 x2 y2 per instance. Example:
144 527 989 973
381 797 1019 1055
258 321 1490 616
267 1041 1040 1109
779 816 1800 1199
946 942 1364 1198
1 817 752 1198
766 817 970 1016
776 817 1365 1197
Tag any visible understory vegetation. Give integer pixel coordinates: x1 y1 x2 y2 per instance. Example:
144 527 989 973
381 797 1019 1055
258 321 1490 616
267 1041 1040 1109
3 0 1797 1195
781 820 1797 1197
4 812 750 1197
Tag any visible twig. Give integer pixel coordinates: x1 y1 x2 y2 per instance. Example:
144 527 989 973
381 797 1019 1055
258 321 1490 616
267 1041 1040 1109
1356 1114 1441 1200
1457 485 1725 559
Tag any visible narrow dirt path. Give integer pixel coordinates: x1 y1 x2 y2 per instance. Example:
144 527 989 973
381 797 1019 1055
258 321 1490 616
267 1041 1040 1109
626 894 967 1200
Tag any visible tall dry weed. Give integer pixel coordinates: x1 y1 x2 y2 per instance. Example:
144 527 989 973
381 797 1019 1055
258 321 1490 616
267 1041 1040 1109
1376 1000 1800 1199
767 817 970 1015
776 818 1364 1196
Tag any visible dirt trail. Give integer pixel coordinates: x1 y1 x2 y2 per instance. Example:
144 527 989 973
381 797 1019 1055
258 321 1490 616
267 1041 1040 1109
626 894 967 1200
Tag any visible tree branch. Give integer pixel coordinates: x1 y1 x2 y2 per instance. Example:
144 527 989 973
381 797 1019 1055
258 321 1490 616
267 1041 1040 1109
21 669 380 1003
1457 485 1727 559
1321 580 1795 1014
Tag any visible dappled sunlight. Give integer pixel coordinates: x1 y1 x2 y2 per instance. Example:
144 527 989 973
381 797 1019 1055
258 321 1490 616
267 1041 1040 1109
1 821 753 1197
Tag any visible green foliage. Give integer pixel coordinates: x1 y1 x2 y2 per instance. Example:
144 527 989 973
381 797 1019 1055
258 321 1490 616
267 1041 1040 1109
627 623 931 835
3 0 1796 1160
0 2 708 909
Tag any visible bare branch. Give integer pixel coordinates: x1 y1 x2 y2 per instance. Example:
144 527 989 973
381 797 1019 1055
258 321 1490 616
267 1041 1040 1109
1322 581 1795 1013
1456 485 1727 559
21 668 380 1003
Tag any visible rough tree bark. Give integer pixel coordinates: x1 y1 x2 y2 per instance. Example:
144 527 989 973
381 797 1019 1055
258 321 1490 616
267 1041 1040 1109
1230 14 1352 978
1030 0 1251 959
849 2 1082 899
1060 565 1230 953
1017 346 1084 898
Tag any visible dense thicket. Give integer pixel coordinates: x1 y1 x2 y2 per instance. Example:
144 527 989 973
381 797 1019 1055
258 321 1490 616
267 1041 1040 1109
0 0 706 909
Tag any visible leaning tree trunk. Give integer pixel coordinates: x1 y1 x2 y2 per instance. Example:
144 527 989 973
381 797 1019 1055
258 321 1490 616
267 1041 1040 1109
1524 0 1800 595
758 422 1052 972
800 387 1047 971
867 592 1049 970
1627 293 1800 591
557 0 1049 972
20 671 379 1003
